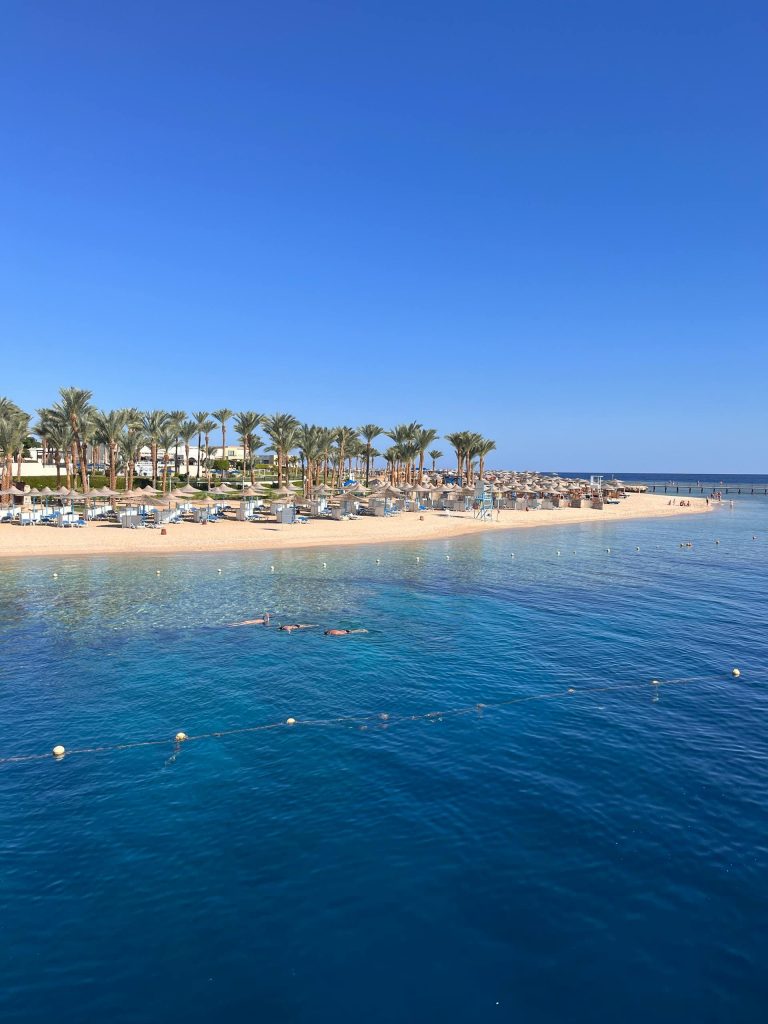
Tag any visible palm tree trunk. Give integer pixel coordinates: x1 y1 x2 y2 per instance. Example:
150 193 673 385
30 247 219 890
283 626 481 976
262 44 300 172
196 432 202 482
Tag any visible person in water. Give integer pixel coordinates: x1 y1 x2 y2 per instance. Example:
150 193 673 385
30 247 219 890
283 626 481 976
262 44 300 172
229 612 271 627
279 623 319 632
324 628 369 636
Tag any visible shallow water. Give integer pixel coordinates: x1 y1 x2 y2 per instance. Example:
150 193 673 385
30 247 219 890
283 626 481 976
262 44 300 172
2 500 767 1023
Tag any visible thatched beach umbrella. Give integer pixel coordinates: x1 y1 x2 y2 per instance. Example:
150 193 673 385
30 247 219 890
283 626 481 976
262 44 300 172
273 484 299 501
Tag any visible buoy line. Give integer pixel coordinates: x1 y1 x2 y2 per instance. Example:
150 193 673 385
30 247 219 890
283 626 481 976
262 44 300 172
0 670 753 767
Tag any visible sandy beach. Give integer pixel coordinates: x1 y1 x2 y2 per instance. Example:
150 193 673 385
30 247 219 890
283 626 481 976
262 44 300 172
0 494 712 560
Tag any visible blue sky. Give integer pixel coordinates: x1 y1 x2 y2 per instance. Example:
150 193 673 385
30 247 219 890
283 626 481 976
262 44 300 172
1 1 765 470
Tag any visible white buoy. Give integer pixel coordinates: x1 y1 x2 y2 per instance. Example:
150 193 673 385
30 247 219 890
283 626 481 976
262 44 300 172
175 732 188 742
322 562 327 568
606 548 611 553
52 573 58 578
286 717 296 725
416 556 420 562
446 555 450 560
156 570 161 575
732 668 741 678
52 745 65 758
636 547 640 551
217 568 222 573
651 679 661 686
376 559 380 564
270 565 275 573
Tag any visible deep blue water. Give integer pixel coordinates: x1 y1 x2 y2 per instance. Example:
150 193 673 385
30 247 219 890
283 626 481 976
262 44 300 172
2 498 768 1023
558 472 768 488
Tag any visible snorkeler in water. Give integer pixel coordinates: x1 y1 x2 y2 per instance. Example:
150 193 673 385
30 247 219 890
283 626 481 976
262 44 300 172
228 611 271 627
324 628 369 636
279 623 319 632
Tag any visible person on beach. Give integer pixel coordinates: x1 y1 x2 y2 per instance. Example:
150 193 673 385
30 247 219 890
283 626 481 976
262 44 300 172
324 628 369 636
279 623 318 632
229 612 270 627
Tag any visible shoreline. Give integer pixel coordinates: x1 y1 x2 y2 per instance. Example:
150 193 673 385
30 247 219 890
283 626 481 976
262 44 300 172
0 495 713 562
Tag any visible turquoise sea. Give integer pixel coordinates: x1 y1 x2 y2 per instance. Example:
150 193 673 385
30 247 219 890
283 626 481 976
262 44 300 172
1 497 767 1023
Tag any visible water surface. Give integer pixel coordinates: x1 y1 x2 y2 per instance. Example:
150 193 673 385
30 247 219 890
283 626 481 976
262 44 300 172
2 500 767 1023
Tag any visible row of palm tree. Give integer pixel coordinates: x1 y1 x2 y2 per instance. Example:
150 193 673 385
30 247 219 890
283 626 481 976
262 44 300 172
0 389 496 493
444 431 497 484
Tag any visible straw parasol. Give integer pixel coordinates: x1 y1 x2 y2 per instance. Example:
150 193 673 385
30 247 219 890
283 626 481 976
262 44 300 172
272 483 299 500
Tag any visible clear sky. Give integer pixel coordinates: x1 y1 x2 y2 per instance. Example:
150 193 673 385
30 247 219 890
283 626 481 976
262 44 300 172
1 1 765 471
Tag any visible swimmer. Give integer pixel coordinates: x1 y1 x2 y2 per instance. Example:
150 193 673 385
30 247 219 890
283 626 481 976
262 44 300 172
279 623 319 632
324 628 369 636
229 612 271 627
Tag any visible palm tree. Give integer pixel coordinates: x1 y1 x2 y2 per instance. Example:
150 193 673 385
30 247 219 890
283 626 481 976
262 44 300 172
177 419 198 481
477 438 496 480
167 410 186 478
211 408 233 480
414 427 439 484
428 449 443 473
297 424 322 496
444 431 466 483
94 409 128 491
118 425 145 492
191 411 209 483
358 423 383 486
333 426 359 489
386 422 422 484
263 413 300 487
158 423 178 492
32 406 60 477
465 432 484 484
198 418 217 488
142 410 169 487
233 412 262 484
246 432 263 483
35 408 72 487
57 387 95 493
0 399 30 491
316 427 334 485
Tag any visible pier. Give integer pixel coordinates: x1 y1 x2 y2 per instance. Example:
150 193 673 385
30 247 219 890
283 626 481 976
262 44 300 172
648 485 768 495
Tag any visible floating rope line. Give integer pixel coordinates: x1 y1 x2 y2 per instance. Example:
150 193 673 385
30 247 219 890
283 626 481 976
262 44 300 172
0 671 754 766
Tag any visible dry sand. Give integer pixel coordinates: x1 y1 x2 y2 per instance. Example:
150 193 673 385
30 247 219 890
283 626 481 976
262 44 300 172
0 494 712 560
